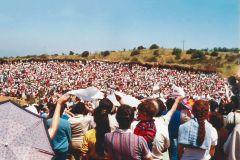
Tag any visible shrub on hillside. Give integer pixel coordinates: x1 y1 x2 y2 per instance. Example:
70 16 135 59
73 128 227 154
131 57 139 62
153 50 159 56
101 51 110 57
225 54 229 59
186 49 196 54
138 46 145 50
211 51 219 57
172 48 182 55
82 51 89 57
150 44 159 49
131 50 140 56
191 50 204 59
69 51 74 55
145 56 157 62
227 55 237 62
205 52 210 55
216 56 222 60
175 53 181 60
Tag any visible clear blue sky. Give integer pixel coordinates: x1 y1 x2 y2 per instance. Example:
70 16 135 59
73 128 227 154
0 0 239 57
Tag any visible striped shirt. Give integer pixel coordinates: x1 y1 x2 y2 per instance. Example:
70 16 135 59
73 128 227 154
104 129 151 160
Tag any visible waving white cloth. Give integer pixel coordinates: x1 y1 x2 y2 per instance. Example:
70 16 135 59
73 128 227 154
107 94 121 106
121 95 141 107
172 84 185 97
67 87 104 101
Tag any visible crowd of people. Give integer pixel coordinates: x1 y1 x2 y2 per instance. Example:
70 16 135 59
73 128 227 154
1 60 240 160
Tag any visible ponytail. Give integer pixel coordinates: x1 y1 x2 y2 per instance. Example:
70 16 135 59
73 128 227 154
94 108 110 156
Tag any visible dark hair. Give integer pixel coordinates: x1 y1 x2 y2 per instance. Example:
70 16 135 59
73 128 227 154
192 100 209 145
166 98 175 110
137 99 159 118
116 105 134 129
155 99 167 117
224 103 235 115
99 98 114 114
209 112 224 129
94 107 110 156
71 102 86 114
46 103 66 120
209 99 218 113
231 96 240 110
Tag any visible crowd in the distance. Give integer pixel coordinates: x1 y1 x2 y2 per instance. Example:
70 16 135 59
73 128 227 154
1 60 240 160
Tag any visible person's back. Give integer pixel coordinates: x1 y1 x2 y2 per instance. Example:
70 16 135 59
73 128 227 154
46 118 71 153
104 105 152 160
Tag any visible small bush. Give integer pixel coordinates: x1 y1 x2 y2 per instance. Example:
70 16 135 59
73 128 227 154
172 48 182 55
150 44 159 50
153 50 159 56
216 56 222 60
227 65 231 69
138 46 145 50
82 51 89 57
191 50 205 59
101 51 110 57
205 52 210 55
225 54 229 59
145 56 158 62
131 57 139 62
175 53 181 60
69 51 74 55
131 50 140 56
186 49 196 54
124 57 130 61
227 55 236 62
211 51 219 57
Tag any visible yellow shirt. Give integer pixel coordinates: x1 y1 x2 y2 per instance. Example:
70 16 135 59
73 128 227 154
81 129 107 159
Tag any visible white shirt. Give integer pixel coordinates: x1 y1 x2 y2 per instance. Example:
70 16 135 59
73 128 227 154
181 127 218 160
224 123 240 160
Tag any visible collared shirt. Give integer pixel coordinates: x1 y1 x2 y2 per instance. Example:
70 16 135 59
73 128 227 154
104 129 151 160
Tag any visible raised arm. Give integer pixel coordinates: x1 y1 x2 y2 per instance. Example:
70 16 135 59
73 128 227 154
166 96 184 119
48 95 70 140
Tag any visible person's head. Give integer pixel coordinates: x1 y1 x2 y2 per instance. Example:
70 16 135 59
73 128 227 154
155 98 167 117
192 100 209 145
224 103 235 115
94 106 110 156
116 105 135 129
137 99 159 120
98 98 114 114
209 112 224 129
209 99 218 113
166 98 175 110
47 103 66 120
71 102 86 115
231 96 240 110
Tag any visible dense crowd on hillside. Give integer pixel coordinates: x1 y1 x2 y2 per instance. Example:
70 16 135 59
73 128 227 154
1 60 240 160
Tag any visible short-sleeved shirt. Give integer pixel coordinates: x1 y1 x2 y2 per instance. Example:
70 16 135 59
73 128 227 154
81 129 107 159
104 129 151 160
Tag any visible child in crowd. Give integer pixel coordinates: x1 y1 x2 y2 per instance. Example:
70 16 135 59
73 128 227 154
134 99 159 150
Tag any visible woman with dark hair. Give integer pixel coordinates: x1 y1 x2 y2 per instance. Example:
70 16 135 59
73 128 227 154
209 112 229 160
46 102 71 160
104 105 153 160
81 107 110 160
178 100 218 160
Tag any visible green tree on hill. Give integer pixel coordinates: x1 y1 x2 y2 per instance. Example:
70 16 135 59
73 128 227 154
172 48 182 55
138 46 145 50
150 44 159 49
69 51 74 55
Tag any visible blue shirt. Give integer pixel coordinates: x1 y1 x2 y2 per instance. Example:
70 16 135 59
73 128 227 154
46 118 71 153
162 110 181 138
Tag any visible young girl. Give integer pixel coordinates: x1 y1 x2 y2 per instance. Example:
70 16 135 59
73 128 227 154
178 100 218 160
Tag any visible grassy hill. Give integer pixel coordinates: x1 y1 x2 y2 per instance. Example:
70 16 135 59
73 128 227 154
2 48 240 78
